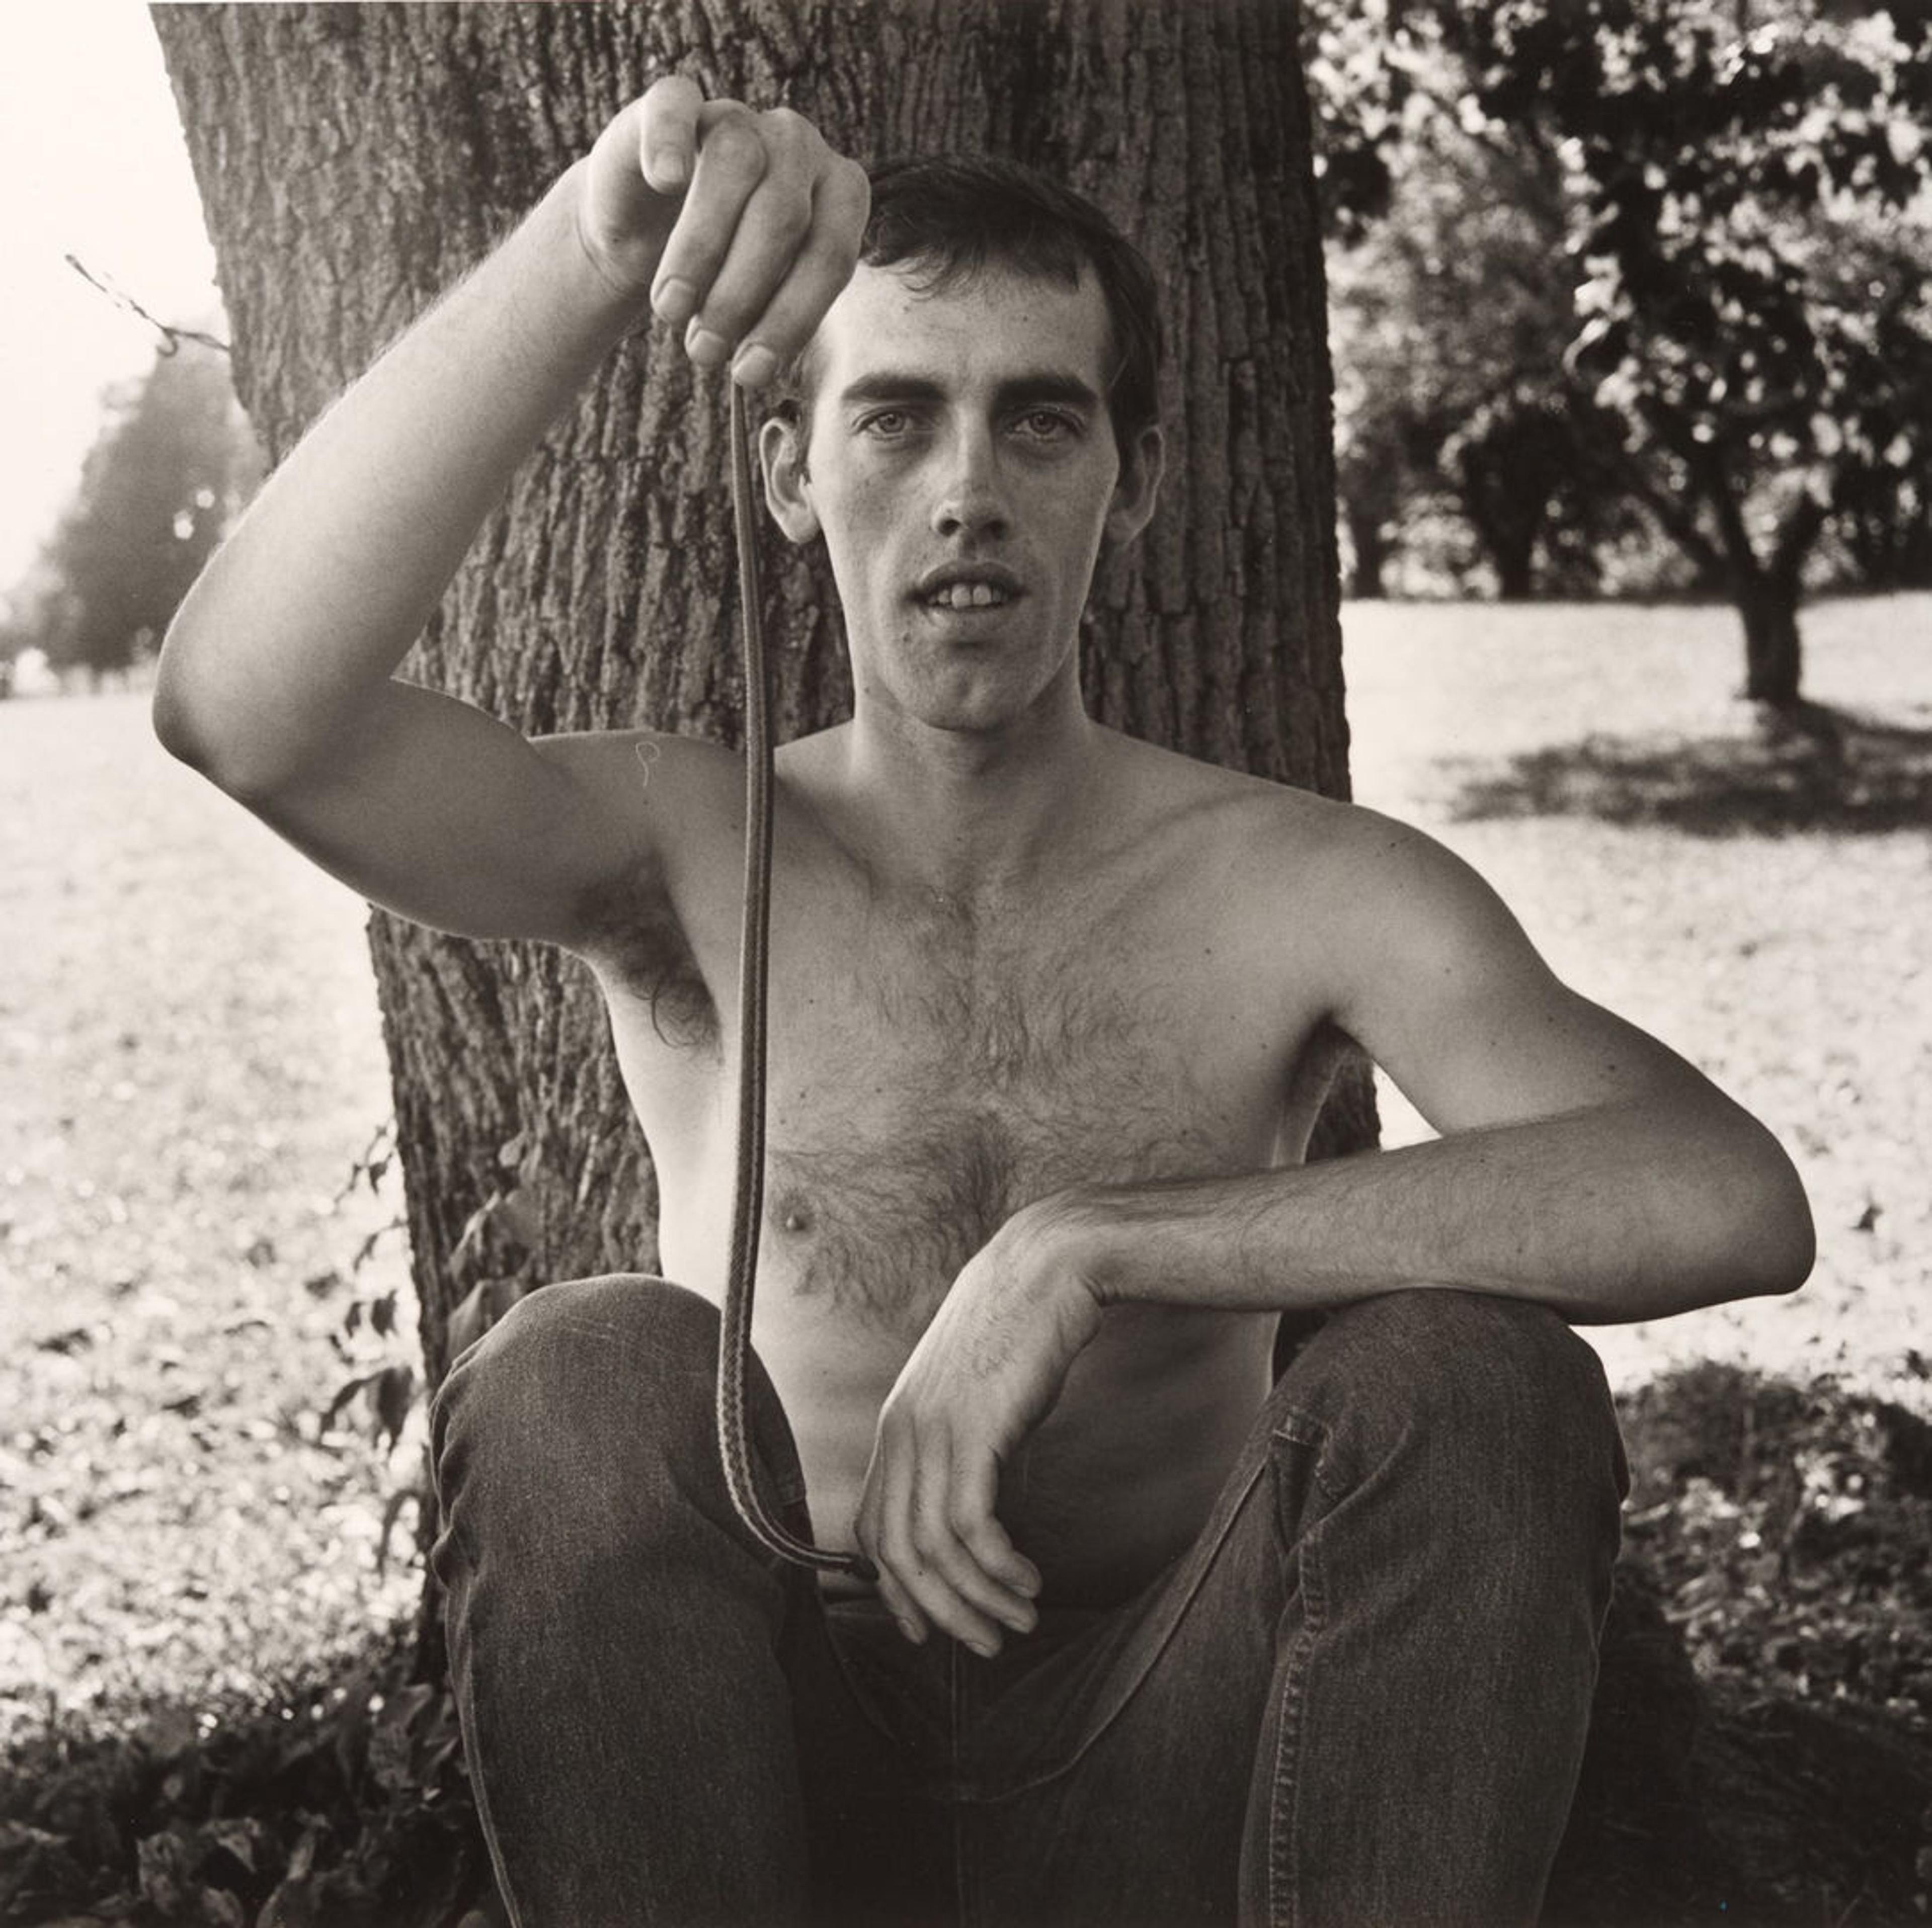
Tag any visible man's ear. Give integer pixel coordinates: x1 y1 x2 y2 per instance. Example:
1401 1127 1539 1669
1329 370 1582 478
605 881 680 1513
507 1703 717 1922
760 411 820 545
1102 422 1165 550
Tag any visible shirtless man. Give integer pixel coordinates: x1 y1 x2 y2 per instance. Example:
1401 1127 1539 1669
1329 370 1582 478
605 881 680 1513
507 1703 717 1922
155 79 1813 1928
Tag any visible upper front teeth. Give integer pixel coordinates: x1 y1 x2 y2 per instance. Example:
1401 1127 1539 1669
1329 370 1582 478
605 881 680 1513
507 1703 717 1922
931 582 1010 608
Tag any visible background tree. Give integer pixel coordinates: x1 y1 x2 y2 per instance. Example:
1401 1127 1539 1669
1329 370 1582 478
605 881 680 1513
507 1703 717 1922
150 0 1367 1589
0 576 54 698
1454 0 1932 707
29 344 256 684
1318 0 1932 703
1324 70 1644 599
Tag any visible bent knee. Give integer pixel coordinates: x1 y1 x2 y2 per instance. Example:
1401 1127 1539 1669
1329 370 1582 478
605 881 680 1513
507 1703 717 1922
480 1272 718 1377
431 1274 719 1477
1282 1289 1627 1502
1313 1286 1605 1389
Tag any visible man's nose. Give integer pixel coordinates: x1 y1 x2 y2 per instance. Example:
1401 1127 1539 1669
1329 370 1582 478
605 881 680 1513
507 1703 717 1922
929 425 1009 539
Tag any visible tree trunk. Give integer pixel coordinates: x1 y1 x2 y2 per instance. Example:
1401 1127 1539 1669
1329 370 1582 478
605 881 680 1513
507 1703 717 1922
1456 416 1570 602
1738 576 1804 710
1344 499 1391 599
1488 526 1540 603
1458 462 1543 601
152 0 1365 1564
1691 451 1817 711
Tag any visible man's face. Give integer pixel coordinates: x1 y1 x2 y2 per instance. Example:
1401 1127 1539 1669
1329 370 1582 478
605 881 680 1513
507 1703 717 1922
763 261 1162 739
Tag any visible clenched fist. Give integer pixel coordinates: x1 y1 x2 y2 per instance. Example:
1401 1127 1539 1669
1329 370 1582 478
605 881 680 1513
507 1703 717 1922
574 76 870 388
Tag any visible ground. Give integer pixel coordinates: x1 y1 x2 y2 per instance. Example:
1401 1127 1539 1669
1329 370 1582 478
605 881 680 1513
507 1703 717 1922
2 593 1928 1920
1344 594 1931 1409
0 685 417 1747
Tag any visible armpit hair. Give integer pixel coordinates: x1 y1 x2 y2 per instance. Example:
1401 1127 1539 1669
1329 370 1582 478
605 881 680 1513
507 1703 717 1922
574 853 718 1051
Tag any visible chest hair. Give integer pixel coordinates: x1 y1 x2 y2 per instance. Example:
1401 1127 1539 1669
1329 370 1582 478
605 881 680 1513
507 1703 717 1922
765 888 1223 1333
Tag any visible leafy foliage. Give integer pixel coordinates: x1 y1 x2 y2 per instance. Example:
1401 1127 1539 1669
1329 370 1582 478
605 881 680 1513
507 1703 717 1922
1452 5 1931 632
0 1627 486 1927
1624 1362 1932 1732
23 346 258 679
1315 0 1932 698
1323 57 1648 598
1303 0 1421 239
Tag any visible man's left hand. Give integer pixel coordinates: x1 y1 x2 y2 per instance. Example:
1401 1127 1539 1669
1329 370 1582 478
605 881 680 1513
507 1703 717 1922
854 1201 1103 1654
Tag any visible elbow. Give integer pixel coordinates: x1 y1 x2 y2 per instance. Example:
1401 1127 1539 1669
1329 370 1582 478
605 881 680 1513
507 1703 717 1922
151 609 290 803
1718 1121 1816 1301
151 598 224 776
1761 1170 1817 1297
151 648 211 774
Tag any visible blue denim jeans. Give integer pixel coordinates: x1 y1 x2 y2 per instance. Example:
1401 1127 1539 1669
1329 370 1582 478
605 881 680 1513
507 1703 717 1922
430 1276 1626 1927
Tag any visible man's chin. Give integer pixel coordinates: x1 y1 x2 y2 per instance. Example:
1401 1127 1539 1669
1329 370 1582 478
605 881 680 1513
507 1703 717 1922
902 679 1050 738
902 653 1078 734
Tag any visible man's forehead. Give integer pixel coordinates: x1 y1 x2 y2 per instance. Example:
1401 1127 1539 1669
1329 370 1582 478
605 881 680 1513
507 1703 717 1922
806 259 1114 401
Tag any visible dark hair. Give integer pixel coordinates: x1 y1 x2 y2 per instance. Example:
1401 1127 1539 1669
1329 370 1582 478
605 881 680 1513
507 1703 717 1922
779 155 1165 448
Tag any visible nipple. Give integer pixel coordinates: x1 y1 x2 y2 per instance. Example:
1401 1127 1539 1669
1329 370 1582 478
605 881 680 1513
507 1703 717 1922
773 1192 814 1236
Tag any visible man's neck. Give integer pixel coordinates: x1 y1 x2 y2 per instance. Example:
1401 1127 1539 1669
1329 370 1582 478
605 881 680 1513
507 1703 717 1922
834 685 1109 903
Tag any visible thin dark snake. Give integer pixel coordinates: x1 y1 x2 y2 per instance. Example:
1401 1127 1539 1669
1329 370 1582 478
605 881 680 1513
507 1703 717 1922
717 379 877 1584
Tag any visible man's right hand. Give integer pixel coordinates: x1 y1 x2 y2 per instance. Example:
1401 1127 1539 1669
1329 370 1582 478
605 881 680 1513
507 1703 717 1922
576 77 870 391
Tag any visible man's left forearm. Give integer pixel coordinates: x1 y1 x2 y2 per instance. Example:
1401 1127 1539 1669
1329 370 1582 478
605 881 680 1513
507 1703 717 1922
1050 1095 1814 1325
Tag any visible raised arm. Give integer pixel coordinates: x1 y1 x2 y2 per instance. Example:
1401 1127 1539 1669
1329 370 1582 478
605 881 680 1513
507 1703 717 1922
153 79 867 944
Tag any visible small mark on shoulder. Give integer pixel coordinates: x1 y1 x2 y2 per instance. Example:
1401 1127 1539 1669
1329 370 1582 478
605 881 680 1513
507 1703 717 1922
633 736 665 797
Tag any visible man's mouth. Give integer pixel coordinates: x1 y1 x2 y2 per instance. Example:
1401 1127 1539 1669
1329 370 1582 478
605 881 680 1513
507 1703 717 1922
913 565 1024 612
925 582 1016 611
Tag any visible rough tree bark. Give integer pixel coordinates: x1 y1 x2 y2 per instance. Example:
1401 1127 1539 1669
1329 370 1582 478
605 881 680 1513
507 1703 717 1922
152 0 1366 1404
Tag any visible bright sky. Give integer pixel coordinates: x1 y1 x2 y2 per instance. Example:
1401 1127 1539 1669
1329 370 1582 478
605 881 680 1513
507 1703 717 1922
0 2 220 595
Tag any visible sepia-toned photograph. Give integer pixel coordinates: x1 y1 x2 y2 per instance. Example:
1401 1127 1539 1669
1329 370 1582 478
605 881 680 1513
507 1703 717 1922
3 3 1928 1922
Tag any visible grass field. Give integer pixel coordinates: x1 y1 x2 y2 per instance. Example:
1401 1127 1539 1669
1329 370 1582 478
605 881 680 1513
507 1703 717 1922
2 591 1928 1747
1345 593 1932 1403
0 685 417 1747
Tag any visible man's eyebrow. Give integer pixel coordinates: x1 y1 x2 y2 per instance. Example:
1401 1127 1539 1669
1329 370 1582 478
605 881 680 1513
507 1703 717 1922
836 370 1105 412
837 372 946 406
997 372 1105 413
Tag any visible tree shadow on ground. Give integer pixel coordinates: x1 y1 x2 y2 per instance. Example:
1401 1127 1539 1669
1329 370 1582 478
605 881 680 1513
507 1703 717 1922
1443 704 1932 835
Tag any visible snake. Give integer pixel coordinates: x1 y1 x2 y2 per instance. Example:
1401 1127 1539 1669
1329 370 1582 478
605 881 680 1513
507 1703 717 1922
716 378 878 1584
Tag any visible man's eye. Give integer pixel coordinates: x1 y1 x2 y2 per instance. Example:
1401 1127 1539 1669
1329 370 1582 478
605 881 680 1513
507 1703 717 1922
1015 409 1079 441
858 409 914 437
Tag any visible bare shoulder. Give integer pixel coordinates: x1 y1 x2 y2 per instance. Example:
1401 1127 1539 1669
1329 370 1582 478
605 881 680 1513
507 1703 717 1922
1293 795 1524 948
1097 730 1380 878
1099 735 1522 993
1276 790 1559 1051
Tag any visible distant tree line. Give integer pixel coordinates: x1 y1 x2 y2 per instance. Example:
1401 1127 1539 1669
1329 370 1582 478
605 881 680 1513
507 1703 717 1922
1313 0 1932 707
0 344 258 691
